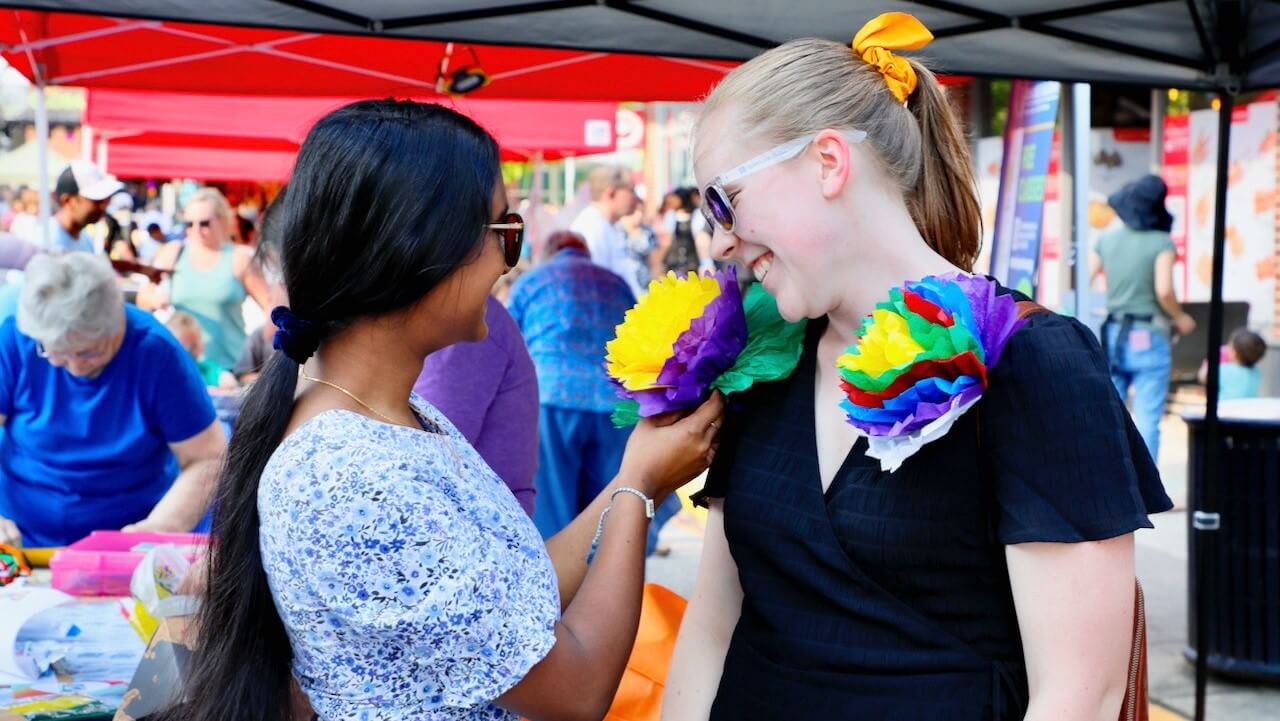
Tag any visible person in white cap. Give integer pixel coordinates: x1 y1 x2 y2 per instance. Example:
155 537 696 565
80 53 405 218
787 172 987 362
46 160 124 253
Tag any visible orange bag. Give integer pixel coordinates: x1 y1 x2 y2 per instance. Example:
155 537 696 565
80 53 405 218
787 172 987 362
523 583 688 721
604 583 688 721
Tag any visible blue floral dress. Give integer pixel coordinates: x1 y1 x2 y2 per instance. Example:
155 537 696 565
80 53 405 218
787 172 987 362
259 394 560 720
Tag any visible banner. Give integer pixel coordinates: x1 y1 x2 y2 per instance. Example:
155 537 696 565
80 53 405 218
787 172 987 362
1172 100 1277 332
990 80 1061 298
1161 114 1190 298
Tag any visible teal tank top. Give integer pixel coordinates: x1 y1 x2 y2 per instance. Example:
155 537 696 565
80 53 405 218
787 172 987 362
171 244 247 370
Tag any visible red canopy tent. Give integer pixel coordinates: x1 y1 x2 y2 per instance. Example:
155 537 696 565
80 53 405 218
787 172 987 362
0 10 738 101
84 90 621 180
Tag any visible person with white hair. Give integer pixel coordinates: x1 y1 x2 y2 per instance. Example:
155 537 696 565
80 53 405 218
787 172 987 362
0 253 226 547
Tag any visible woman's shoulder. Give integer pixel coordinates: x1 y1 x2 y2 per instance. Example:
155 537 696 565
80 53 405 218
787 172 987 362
152 240 183 270
264 411 424 491
989 307 1109 392
230 243 256 273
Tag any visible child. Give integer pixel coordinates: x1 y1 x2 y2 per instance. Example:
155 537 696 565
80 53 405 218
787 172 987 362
1200 328 1267 400
166 311 238 390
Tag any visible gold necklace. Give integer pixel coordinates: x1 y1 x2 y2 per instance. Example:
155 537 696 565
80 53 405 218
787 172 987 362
300 367 443 433
298 368 468 478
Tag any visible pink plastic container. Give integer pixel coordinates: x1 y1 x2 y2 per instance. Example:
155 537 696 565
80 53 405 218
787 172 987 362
49 530 208 596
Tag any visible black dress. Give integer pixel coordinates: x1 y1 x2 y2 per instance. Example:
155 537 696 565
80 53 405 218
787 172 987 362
694 305 1172 720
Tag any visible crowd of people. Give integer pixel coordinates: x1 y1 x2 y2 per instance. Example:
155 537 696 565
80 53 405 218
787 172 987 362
0 147 720 555
0 10 1269 720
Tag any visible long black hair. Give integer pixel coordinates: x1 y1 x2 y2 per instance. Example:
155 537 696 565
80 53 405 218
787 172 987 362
251 185 286 276
160 99 501 721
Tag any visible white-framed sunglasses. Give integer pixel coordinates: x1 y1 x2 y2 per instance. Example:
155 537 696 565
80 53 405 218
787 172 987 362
700 129 868 235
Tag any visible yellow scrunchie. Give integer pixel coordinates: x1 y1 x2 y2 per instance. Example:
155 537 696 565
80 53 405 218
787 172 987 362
852 12 934 103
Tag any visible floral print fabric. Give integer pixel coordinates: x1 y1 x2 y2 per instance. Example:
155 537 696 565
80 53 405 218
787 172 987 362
259 394 559 720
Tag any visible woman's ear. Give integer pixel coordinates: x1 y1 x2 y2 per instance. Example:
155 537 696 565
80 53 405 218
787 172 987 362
812 129 853 200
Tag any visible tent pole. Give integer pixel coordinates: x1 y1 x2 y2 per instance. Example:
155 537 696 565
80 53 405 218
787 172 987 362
1065 83 1092 323
564 156 576 207
34 76 51 248
1192 88 1232 721
1149 89 1165 174
81 123 94 161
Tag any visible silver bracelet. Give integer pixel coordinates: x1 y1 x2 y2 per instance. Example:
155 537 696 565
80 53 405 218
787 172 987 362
585 487 655 564
610 487 656 519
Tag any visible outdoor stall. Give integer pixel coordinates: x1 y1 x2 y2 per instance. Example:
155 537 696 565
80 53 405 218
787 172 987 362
0 4 1278 721
83 90 622 181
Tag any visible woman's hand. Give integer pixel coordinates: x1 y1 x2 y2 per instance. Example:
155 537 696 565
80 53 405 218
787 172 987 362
0 515 20 546
618 392 725 501
1173 312 1196 336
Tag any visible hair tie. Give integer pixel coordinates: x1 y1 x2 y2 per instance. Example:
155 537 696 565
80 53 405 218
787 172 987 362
271 306 324 363
852 12 934 104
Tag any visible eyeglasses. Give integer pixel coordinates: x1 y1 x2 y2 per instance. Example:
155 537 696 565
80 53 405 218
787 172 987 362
487 212 525 268
36 341 109 363
700 130 868 235
194 219 213 229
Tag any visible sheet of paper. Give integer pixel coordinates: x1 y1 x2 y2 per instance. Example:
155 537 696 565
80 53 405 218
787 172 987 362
0 582 72 682
19 601 146 684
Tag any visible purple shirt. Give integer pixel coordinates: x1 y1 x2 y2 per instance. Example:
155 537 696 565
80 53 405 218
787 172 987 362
414 296 538 517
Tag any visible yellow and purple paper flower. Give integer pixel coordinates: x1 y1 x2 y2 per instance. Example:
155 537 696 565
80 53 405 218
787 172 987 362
837 273 1024 471
606 267 806 425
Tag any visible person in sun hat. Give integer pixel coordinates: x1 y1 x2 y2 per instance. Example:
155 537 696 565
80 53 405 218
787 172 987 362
1090 173 1195 461
46 160 125 253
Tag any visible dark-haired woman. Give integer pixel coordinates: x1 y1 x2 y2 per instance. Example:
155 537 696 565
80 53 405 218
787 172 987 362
165 99 723 721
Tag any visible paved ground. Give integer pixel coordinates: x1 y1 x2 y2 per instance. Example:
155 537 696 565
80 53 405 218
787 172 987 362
646 413 1280 719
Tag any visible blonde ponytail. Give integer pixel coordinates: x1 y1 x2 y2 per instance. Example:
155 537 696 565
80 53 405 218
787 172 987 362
906 60 982 271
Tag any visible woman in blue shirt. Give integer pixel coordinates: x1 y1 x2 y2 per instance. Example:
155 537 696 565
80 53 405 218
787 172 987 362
0 253 225 547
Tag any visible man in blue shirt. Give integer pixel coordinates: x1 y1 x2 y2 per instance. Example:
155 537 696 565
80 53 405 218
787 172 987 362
0 253 225 547
43 161 122 253
509 232 679 550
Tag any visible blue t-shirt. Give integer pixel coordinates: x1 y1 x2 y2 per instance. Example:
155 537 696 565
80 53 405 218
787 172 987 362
0 305 216 546
1219 362 1262 401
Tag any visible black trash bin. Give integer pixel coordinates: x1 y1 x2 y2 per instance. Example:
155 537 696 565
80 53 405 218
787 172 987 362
1182 398 1280 682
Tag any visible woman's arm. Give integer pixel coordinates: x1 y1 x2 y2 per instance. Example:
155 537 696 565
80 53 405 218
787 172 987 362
1154 250 1195 335
663 500 742 721
497 395 724 721
1007 534 1135 721
135 242 181 310
543 394 724 611
125 420 226 533
233 246 273 311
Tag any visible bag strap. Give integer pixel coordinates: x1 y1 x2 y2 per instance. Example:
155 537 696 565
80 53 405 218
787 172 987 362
1015 300 1051 322
1121 579 1149 721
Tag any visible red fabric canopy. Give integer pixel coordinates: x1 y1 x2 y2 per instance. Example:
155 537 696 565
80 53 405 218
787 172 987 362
86 90 620 180
1 10 737 101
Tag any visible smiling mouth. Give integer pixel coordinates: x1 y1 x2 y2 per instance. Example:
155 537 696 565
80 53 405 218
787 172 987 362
750 252 774 282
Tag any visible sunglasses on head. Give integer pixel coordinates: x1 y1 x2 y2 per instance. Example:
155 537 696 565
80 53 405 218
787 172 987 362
700 129 868 235
486 212 525 268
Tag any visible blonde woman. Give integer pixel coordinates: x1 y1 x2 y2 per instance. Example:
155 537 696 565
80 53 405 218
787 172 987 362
664 13 1170 721
139 188 271 369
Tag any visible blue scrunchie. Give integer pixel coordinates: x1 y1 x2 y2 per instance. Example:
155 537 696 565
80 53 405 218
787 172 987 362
271 306 323 363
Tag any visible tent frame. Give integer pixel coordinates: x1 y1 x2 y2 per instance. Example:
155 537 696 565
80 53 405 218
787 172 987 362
1 3 1271 720
4 1 1276 88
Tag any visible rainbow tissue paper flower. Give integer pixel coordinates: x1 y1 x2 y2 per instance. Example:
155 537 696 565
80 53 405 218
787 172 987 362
837 273 1025 471
606 266 807 425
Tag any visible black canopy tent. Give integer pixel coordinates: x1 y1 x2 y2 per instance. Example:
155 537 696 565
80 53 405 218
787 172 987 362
1 0 1278 89
2 2 1276 719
